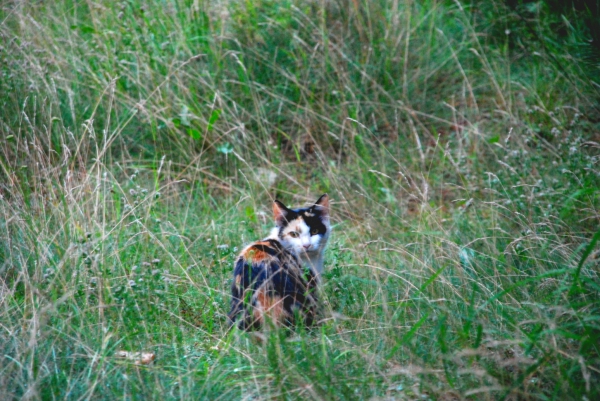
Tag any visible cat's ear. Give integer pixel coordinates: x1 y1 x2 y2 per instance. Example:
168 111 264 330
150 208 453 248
273 200 290 226
314 194 329 218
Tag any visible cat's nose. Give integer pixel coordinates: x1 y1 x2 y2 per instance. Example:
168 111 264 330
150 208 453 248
303 244 311 249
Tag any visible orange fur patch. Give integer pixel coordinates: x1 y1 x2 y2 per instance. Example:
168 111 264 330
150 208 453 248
242 248 268 263
243 241 277 263
253 289 285 326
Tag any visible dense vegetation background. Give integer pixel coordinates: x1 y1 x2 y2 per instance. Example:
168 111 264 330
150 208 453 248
1 0 599 399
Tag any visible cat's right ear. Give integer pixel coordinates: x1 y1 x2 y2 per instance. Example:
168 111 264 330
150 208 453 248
314 194 329 218
273 200 290 227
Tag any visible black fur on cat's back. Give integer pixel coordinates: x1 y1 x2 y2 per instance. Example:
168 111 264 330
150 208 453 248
227 238 318 330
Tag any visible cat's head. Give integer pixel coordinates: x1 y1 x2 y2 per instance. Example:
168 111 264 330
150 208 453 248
272 194 330 256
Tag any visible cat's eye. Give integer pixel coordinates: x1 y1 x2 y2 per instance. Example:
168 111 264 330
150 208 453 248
310 228 319 235
289 231 299 238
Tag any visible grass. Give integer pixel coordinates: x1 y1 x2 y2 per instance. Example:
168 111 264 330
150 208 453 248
1 0 599 399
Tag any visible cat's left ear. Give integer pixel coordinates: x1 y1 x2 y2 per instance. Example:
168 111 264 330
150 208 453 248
273 200 291 227
314 194 329 218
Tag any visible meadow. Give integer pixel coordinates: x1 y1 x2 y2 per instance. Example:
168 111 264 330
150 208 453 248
1 0 599 399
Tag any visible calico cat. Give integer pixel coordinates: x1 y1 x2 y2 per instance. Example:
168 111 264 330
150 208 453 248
228 194 330 330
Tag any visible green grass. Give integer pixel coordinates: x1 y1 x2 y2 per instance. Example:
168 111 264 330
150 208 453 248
1 0 599 399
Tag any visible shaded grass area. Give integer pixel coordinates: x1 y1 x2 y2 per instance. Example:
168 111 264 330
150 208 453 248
1 0 599 399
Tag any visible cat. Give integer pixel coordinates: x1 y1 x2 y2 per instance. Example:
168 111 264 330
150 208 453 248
228 194 330 330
